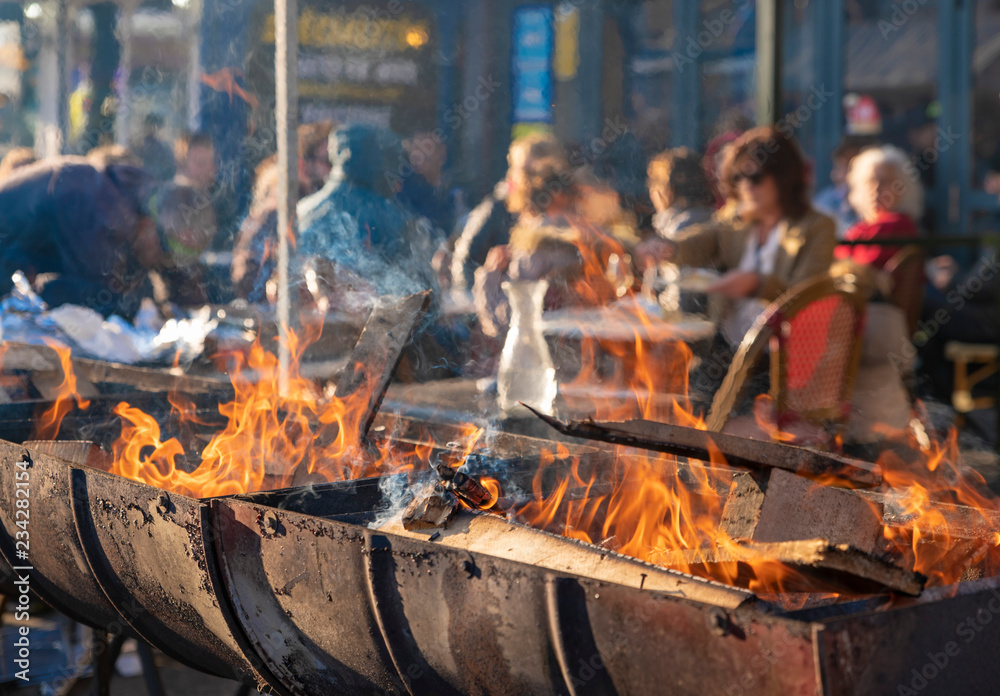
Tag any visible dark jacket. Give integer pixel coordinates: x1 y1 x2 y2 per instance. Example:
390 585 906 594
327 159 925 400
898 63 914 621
0 157 155 318
449 182 515 294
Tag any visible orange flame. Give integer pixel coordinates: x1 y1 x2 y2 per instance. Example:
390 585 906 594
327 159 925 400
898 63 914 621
109 329 483 499
34 340 91 440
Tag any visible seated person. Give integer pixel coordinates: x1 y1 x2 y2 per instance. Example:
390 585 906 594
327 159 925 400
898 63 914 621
297 124 435 312
231 156 279 303
473 155 620 338
231 124 340 304
655 126 836 347
919 249 999 405
835 145 921 270
449 133 566 296
813 136 870 239
397 130 458 240
0 154 160 319
573 166 641 248
646 147 716 240
297 120 334 198
152 183 217 308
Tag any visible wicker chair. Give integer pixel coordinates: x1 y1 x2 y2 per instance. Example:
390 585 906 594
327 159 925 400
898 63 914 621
883 245 925 337
705 274 868 446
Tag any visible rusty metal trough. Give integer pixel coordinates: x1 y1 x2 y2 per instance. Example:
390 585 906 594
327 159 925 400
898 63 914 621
1 437 1000 696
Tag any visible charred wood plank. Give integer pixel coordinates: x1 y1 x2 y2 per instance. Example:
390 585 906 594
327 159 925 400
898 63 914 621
31 369 100 400
670 539 925 596
334 291 432 442
381 510 755 610
721 470 884 554
73 358 227 393
526 408 881 488
0 341 228 394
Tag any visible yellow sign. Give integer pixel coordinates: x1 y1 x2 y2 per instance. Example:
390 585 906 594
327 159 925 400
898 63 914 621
262 9 430 52
554 6 580 81
298 82 404 101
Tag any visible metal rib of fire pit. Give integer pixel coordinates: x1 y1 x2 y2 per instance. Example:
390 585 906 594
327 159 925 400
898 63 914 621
210 493 407 696
69 467 289 692
0 441 140 635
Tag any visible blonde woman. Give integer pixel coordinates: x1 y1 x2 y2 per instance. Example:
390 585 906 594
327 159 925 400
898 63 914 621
835 145 922 270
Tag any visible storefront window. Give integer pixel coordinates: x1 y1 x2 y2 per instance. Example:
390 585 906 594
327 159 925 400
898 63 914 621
698 0 755 148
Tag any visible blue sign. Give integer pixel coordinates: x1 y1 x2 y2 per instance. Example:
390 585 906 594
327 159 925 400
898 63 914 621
512 7 554 124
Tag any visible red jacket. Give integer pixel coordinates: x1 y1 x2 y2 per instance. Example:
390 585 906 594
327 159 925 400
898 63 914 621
835 211 918 270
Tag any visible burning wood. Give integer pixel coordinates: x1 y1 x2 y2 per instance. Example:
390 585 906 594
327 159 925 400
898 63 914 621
721 469 885 554
525 408 882 488
401 486 458 530
332 291 431 443
383 509 755 610
672 539 925 596
402 461 510 529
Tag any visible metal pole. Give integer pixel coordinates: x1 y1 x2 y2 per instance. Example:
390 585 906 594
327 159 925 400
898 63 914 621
755 0 782 126
114 0 134 147
274 0 297 394
56 0 68 152
184 0 202 131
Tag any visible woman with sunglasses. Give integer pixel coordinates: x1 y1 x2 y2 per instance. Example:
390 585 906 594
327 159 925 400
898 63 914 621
657 126 836 346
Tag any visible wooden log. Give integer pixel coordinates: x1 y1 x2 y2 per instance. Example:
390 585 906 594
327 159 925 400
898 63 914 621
31 369 100 400
0 342 61 371
381 510 754 610
73 359 227 394
669 539 925 596
0 341 228 394
526 408 882 488
720 470 884 554
334 291 432 443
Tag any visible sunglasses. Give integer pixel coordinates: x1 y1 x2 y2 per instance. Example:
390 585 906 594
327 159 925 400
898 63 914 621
733 172 767 186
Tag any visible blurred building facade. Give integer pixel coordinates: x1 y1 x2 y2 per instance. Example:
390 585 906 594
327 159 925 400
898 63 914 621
2 0 999 235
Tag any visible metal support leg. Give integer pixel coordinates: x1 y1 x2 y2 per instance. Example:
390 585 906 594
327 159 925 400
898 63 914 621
93 630 112 696
137 642 166 696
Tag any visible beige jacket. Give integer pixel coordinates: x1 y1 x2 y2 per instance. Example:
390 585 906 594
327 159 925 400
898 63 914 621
674 208 837 301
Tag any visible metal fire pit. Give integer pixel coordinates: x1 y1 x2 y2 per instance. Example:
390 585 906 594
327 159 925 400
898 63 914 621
69 466 286 692
0 440 140 636
212 477 1000 696
3 429 1000 695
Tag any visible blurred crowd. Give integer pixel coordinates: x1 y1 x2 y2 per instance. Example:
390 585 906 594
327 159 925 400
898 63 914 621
0 112 995 415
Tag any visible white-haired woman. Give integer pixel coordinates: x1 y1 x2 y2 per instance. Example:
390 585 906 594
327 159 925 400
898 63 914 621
835 145 922 269
835 145 923 444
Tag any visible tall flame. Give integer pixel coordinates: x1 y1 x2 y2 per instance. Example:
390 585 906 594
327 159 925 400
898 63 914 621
109 329 484 498
34 339 91 440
